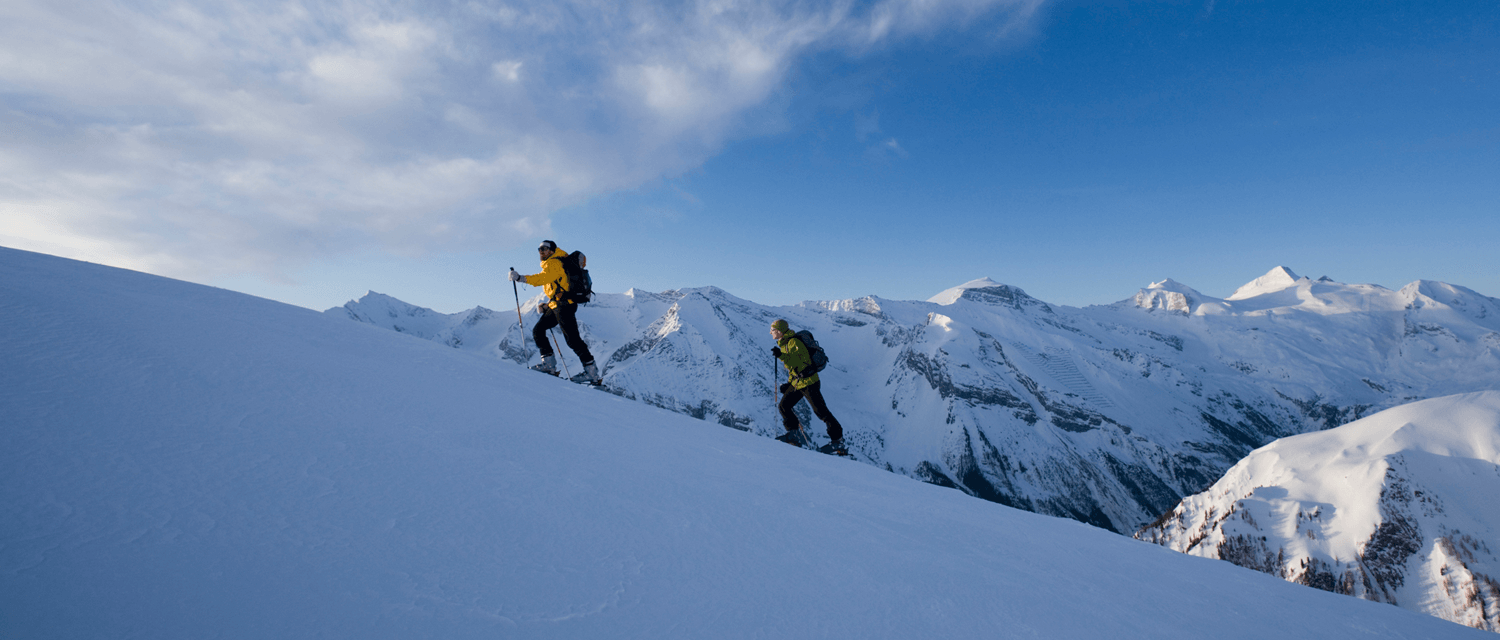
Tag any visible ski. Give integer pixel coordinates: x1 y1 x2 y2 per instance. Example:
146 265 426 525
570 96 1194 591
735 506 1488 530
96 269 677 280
817 442 850 457
772 428 851 457
568 372 604 387
528 363 610 390
775 429 810 448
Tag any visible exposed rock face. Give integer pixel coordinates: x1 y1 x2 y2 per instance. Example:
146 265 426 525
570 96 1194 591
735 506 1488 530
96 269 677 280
1137 392 1500 632
333 270 1500 535
1133 279 1205 314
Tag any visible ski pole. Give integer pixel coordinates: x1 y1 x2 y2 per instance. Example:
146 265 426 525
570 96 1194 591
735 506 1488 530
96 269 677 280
550 330 570 377
511 268 525 330
555 332 570 377
511 268 528 359
545 306 571 378
775 353 783 438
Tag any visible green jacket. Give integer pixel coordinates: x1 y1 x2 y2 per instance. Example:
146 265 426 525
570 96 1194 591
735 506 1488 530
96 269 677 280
776 334 820 390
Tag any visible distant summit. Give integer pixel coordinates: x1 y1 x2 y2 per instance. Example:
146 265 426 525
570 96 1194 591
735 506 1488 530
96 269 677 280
928 277 1005 305
927 278 1052 313
1114 267 1466 318
1227 266 1306 301
1129 279 1214 315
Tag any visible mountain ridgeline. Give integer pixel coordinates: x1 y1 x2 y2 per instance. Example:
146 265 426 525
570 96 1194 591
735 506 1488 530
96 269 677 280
333 267 1500 533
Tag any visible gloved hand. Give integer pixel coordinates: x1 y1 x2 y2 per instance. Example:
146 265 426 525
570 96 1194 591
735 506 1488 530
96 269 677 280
779 382 793 394
771 346 782 358
508 269 524 282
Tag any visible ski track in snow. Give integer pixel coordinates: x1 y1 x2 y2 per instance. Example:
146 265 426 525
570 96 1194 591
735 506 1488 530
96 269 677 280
1009 342 1114 408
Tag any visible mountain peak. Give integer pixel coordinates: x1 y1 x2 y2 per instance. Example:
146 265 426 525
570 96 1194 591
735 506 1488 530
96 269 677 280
1128 278 1211 314
928 277 1005 305
1145 278 1202 295
1226 266 1305 301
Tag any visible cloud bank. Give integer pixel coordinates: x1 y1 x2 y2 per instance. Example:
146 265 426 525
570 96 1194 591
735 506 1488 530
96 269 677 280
0 0 1042 279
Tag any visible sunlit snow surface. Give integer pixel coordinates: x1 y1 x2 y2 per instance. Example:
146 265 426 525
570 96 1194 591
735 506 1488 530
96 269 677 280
1 247 1485 638
1140 392 1500 632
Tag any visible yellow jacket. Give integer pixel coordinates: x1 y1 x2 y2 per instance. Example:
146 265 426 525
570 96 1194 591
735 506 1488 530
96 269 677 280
523 249 574 309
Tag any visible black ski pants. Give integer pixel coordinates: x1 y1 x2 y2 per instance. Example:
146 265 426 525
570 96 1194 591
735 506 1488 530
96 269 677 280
534 303 594 365
779 380 843 442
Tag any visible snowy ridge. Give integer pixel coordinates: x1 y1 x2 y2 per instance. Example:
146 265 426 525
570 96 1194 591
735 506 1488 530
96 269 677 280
928 277 1007 305
335 267 1500 535
1137 392 1500 632
332 291 511 350
4 245 1483 638
1228 265 1306 300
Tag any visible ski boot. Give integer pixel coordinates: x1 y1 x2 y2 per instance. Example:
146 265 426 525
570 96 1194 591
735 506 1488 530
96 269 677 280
818 439 849 457
529 355 560 377
775 428 808 447
569 361 603 386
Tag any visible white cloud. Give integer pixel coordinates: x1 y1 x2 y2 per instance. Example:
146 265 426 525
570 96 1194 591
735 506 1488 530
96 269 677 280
0 0 1044 281
493 60 523 82
881 137 907 157
307 54 404 102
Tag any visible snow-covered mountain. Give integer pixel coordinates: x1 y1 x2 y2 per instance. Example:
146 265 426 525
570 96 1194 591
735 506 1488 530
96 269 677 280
1136 391 1500 632
7 245 1486 638
333 266 1500 534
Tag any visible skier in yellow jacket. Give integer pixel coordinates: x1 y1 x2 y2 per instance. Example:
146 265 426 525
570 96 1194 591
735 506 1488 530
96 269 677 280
509 240 599 384
771 319 846 455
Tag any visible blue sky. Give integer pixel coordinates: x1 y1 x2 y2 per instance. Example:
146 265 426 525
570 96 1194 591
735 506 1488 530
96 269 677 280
3 0 1496 313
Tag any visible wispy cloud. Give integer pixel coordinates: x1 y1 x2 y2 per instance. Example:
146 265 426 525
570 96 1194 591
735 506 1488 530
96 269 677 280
878 137 907 158
0 0 1044 279
854 110 906 160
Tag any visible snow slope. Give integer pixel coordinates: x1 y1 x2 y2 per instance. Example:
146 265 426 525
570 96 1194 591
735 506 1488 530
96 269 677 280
1 245 1484 638
334 266 1500 534
1137 391 1500 632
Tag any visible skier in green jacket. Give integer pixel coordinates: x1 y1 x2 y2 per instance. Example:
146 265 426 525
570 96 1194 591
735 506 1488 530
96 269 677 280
770 319 846 455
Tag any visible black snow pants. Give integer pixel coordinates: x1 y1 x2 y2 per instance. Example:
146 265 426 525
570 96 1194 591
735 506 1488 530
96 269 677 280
533 303 595 365
779 380 843 442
